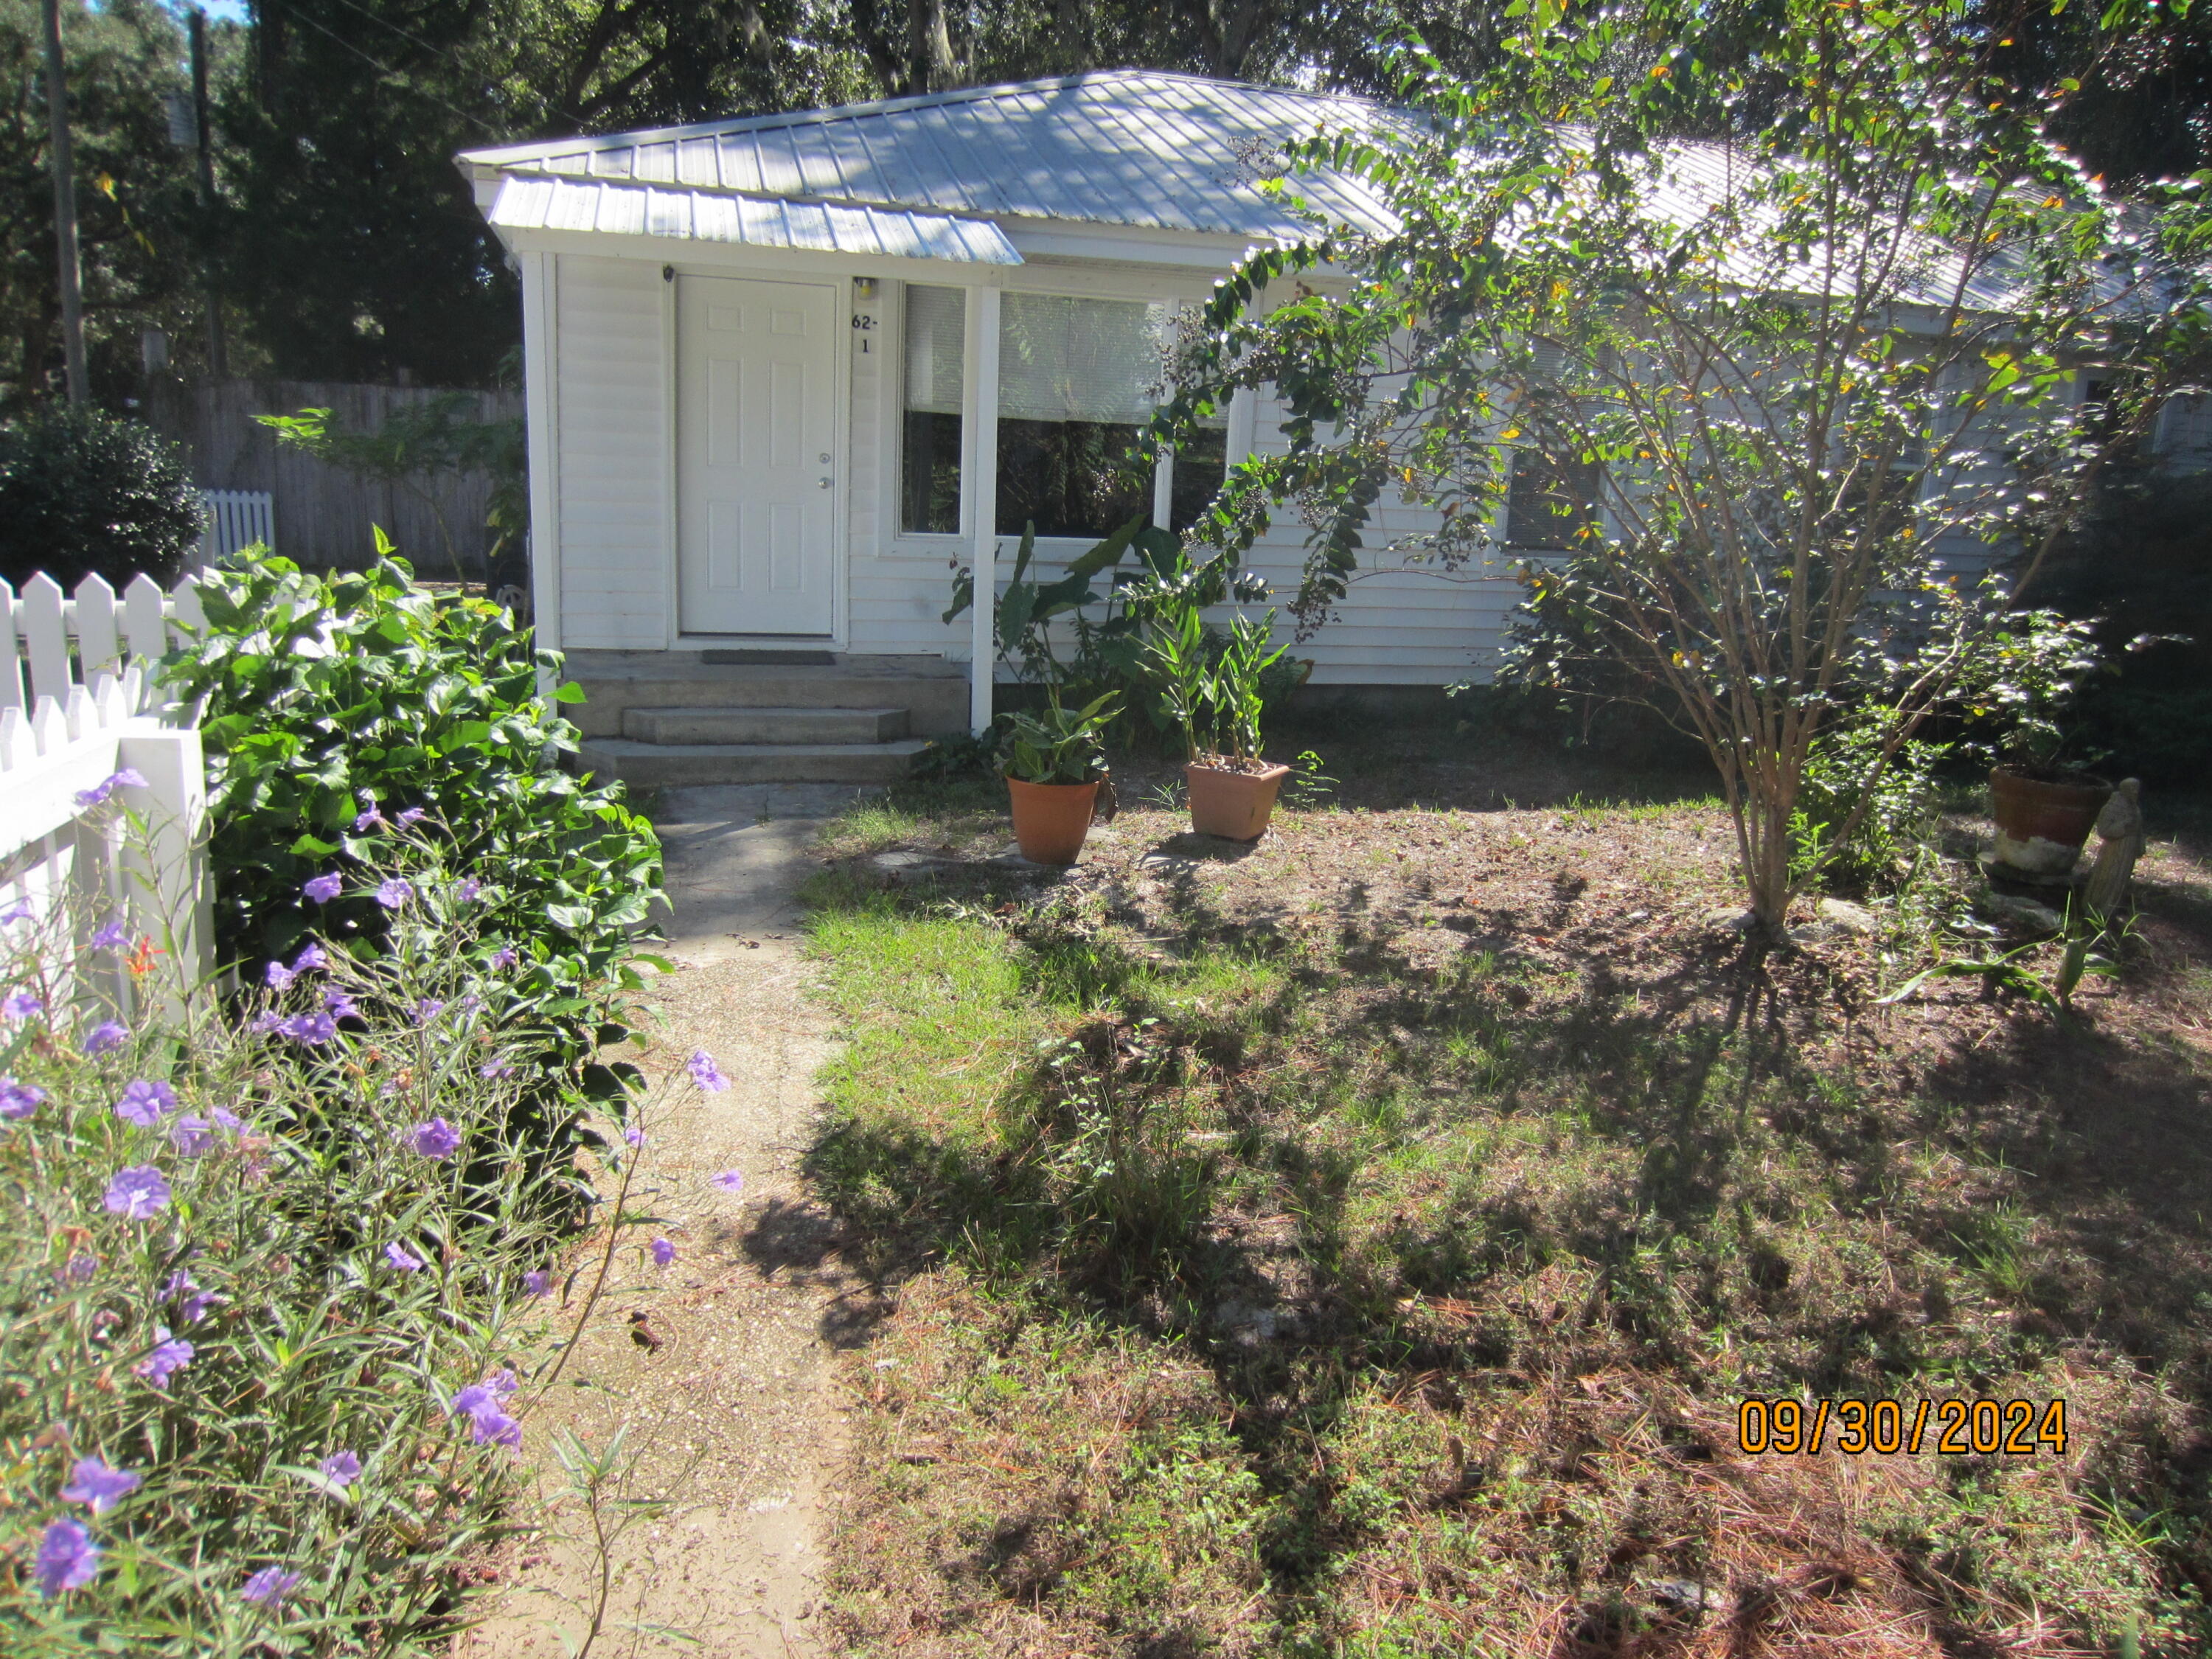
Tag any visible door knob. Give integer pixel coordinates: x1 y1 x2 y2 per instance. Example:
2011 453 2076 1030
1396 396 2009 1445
817 476 832 490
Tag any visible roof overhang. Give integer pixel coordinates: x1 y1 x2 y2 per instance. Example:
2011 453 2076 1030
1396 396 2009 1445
484 175 1023 264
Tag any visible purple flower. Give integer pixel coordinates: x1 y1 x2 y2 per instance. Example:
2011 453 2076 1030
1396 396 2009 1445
319 1450 362 1490
61 1456 142 1516
649 1237 676 1267
487 1368 519 1398
711 1169 745 1195
408 1117 460 1159
103 1165 170 1220
454 877 483 902
448 1382 522 1447
73 768 147 810
61 1251 97 1284
164 1269 218 1322
291 942 328 973
133 1332 194 1389
83 1020 129 1055
353 807 384 832
0 900 31 924
2 990 41 1020
209 1106 243 1133
35 1518 98 1598
523 1268 552 1297
88 920 128 950
375 879 413 910
240 1565 302 1607
384 1242 424 1272
0 1079 46 1119
303 872 343 904
114 1079 177 1127
171 1115 216 1155
323 990 358 1020
410 998 445 1027
247 1010 285 1035
280 1012 338 1046
686 1049 729 1093
264 960 296 991
624 1125 644 1148
397 807 427 827
490 945 519 970
479 1060 516 1079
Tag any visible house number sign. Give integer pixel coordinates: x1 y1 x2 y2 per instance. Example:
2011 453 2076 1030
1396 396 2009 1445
851 313 876 352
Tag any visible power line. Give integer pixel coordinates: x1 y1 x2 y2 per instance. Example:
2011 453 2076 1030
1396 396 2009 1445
298 0 595 131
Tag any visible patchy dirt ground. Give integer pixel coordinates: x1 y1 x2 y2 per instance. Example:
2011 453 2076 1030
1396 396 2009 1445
803 755 2212 1657
459 787 874 1659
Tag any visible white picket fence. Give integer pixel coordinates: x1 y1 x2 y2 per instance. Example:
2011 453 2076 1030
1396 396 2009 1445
0 571 212 1018
198 488 274 569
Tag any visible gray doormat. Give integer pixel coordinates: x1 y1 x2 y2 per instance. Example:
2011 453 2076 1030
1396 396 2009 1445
699 649 838 666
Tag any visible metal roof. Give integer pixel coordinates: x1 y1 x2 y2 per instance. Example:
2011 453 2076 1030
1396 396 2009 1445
484 174 1022 262
460 71 1399 243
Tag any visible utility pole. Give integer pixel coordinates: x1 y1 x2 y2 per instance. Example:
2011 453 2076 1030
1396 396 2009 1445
189 8 226 377
40 0 88 404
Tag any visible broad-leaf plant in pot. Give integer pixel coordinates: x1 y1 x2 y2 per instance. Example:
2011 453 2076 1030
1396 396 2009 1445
1971 611 2112 881
1144 605 1292 840
1001 692 1119 864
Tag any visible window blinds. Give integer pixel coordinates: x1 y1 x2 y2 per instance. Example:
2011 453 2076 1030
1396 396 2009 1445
904 285 965 416
998 293 1171 425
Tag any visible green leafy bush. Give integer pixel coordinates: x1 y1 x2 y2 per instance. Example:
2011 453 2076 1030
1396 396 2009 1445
0 406 205 591
1790 717 1945 892
158 541 663 1091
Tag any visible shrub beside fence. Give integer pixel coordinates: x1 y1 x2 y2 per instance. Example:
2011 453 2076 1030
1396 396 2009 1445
0 571 212 1015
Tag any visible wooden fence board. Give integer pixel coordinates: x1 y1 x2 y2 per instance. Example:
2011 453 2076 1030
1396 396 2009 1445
147 378 522 580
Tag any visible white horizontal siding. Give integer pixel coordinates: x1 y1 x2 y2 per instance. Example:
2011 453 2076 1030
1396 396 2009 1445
554 255 667 650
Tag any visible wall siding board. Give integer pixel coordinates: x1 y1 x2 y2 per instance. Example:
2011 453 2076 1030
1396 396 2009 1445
554 255 669 650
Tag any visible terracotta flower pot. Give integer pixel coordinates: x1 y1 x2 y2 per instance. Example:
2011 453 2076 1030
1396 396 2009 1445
1186 760 1290 841
1988 767 2112 879
1006 776 1099 865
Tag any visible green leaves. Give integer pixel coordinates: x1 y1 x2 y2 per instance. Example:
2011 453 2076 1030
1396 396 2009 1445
158 544 664 1088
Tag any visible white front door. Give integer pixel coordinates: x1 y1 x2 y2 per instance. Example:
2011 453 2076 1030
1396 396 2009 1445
675 274 838 636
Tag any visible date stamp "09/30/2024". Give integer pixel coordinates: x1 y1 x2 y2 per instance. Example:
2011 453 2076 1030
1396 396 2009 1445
1736 1397 2069 1457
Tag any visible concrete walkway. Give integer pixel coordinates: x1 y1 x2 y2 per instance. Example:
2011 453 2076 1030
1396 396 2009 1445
460 784 869 1658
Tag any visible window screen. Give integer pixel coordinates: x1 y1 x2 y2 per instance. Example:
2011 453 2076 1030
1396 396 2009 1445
901 285 964 535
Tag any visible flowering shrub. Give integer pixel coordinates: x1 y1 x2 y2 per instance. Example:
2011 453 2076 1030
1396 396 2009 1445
0 891 573 1649
157 543 664 1103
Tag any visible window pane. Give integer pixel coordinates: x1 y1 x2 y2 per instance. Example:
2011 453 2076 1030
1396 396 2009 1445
902 285 964 534
1169 425 1231 533
902 412 963 535
996 420 1152 538
1506 451 1602 551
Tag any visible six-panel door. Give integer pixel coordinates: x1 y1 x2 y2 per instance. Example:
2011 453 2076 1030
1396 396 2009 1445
675 274 838 637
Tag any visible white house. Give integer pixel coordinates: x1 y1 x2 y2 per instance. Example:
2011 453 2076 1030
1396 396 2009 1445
456 71 1531 784
458 71 2210 786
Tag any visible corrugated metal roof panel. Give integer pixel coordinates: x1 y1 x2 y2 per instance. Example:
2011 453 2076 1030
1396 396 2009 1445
485 175 1021 262
464 70 1399 240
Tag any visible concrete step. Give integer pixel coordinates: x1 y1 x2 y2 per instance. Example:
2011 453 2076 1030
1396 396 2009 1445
564 651 967 740
577 737 930 788
623 705 910 745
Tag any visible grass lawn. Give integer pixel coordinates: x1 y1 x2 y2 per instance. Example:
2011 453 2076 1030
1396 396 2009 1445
797 714 2212 1658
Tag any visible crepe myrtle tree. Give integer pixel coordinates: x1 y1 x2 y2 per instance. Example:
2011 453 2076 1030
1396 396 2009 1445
1158 1 2212 938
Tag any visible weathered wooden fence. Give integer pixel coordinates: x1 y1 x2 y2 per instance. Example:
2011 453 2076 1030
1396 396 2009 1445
147 379 521 579
0 571 212 1018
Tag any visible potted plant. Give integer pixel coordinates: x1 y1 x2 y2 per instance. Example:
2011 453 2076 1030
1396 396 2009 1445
1975 613 2112 881
1144 606 1292 841
1001 692 1118 864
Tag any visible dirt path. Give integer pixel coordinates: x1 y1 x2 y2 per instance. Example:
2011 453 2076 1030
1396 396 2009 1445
458 784 871 1659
